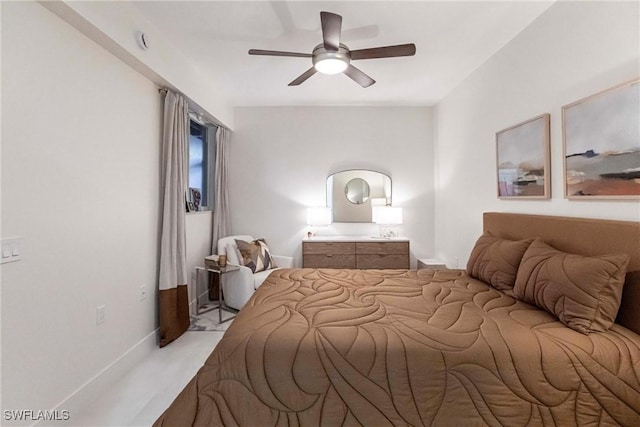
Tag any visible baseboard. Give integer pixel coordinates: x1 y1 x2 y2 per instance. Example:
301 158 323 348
37 328 159 426
189 271 212 315
190 289 212 315
197 288 210 301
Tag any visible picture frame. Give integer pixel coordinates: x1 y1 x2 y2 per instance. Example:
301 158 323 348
188 187 202 211
191 188 202 211
562 79 640 199
496 113 550 199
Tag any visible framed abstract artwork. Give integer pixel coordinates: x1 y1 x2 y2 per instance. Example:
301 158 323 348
562 79 640 199
496 113 550 199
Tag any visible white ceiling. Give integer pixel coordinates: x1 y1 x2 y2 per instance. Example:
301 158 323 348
132 1 554 107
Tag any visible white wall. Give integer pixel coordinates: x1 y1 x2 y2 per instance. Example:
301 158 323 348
1 1 160 418
185 212 213 310
41 0 234 128
229 107 434 268
434 1 640 268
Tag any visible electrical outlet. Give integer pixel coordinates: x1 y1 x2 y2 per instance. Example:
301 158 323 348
140 285 147 301
96 305 106 325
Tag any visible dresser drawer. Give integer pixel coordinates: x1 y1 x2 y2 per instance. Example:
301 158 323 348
303 242 355 255
302 239 409 269
357 254 409 269
303 254 356 269
356 242 409 255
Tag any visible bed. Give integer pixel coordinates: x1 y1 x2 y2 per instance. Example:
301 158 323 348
154 213 640 426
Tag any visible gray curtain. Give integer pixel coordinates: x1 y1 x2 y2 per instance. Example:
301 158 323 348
158 90 190 347
212 126 231 253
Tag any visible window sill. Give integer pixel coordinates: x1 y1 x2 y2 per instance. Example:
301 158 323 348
186 210 212 216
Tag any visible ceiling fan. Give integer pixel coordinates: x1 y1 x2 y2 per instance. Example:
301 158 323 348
248 11 416 88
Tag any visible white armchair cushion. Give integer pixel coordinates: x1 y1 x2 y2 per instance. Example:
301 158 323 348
225 243 242 265
215 235 294 310
252 269 275 290
222 265 255 310
254 255 293 288
218 235 253 258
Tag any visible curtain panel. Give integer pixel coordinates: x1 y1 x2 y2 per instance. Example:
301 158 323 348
158 90 190 347
212 126 231 253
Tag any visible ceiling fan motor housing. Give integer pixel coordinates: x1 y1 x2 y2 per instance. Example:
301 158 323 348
312 43 350 74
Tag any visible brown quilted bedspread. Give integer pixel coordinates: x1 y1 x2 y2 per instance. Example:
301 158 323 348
154 268 640 426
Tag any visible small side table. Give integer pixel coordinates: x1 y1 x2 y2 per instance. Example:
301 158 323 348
417 258 448 270
194 264 240 323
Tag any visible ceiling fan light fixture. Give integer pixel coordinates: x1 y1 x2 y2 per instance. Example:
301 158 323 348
314 57 348 74
312 44 350 75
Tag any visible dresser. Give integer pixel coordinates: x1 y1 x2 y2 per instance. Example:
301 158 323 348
303 237 410 269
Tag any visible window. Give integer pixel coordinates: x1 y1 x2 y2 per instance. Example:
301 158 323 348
188 118 216 211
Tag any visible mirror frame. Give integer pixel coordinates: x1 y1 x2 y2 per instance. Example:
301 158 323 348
327 169 392 223
344 178 371 205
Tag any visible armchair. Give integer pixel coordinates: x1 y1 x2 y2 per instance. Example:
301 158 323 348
217 235 294 310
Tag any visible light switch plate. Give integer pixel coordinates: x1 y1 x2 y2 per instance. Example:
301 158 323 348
1 237 23 264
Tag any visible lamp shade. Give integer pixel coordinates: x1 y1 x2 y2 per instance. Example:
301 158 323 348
370 198 387 223
307 207 332 226
375 207 403 225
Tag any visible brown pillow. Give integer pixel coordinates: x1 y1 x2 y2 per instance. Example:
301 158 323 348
466 234 533 290
513 239 629 334
235 238 275 273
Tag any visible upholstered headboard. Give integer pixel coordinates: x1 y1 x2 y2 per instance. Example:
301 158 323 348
483 212 640 335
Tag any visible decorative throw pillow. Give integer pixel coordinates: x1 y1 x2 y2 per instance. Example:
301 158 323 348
466 234 534 291
513 239 629 334
225 243 243 266
235 238 275 273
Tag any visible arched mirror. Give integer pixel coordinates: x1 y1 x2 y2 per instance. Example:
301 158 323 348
327 170 391 222
345 178 370 204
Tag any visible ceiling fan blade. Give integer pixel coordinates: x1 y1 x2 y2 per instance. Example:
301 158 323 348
320 11 342 51
288 67 318 86
350 44 416 60
248 49 312 58
343 64 375 88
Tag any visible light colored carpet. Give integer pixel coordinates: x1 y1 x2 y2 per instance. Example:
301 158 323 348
189 303 234 331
